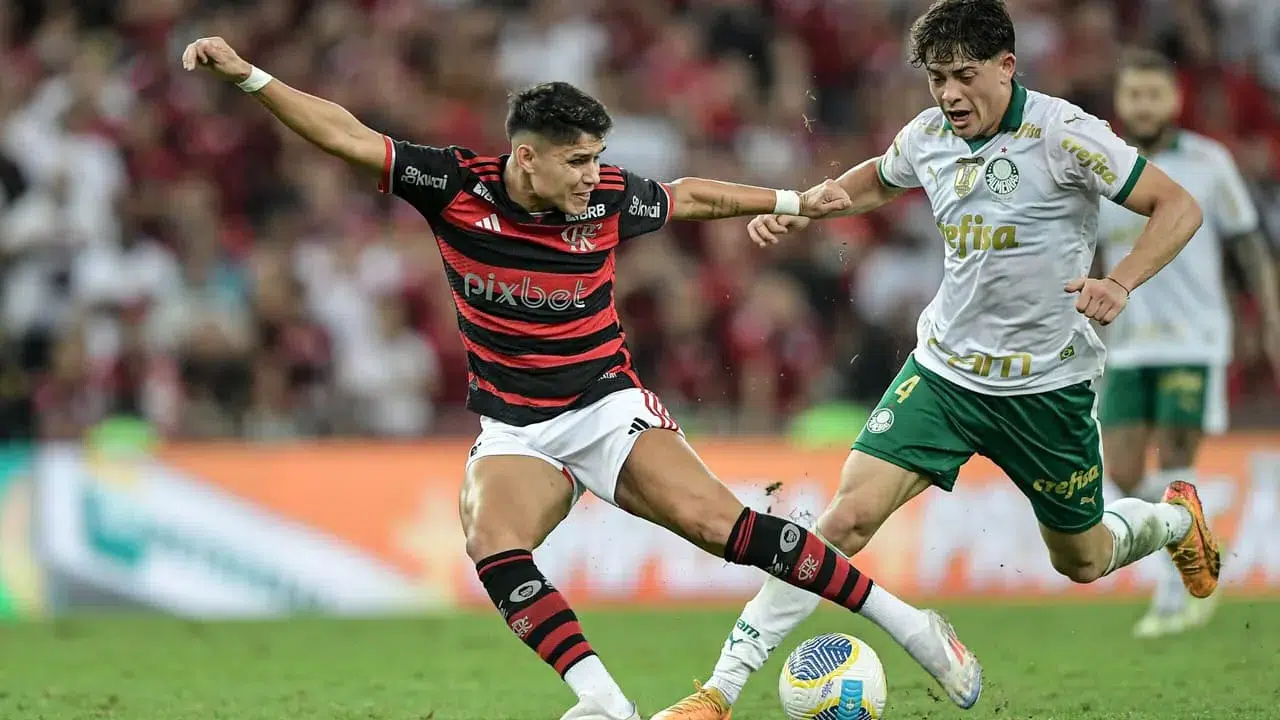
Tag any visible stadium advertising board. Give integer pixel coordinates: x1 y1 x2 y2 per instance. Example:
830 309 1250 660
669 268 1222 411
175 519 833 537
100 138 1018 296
144 435 1280 608
0 445 45 619
34 444 425 618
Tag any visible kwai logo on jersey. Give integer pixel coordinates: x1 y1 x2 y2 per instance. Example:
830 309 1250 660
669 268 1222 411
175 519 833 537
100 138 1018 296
1060 139 1119 185
984 158 1020 196
937 214 1019 259
463 272 589 311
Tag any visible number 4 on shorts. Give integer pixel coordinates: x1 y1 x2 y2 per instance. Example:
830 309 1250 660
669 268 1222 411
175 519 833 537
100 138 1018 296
894 375 920 403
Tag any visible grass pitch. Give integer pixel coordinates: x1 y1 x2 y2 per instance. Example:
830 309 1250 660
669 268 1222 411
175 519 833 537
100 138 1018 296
1 600 1276 719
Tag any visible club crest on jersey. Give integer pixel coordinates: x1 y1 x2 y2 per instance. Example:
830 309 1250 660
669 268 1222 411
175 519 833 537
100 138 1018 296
561 222 602 252
984 157 1020 196
952 157 984 197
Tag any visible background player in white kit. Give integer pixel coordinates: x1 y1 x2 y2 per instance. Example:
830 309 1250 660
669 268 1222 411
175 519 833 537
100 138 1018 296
655 2 1217 718
1096 49 1280 639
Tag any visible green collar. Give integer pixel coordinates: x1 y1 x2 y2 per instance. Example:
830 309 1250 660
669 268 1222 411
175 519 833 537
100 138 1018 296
944 80 1028 152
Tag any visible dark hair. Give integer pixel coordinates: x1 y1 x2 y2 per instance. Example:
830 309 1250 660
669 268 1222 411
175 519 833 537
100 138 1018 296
1117 47 1176 77
505 82 613 145
909 0 1016 68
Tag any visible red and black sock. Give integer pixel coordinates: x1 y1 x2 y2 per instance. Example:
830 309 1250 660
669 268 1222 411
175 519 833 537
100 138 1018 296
724 508 874 611
475 549 596 677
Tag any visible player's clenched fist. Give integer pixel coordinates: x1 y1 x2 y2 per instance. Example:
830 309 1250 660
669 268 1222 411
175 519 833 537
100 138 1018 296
181 37 252 82
1065 276 1129 325
747 214 811 247
798 179 853 219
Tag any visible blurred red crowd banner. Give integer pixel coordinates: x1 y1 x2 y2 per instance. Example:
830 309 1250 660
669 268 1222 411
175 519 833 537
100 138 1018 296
160 434 1280 606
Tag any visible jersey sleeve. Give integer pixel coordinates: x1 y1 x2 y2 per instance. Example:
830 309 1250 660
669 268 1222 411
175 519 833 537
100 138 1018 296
1046 109 1146 205
377 136 463 216
1209 146 1260 238
617 169 673 241
876 121 923 190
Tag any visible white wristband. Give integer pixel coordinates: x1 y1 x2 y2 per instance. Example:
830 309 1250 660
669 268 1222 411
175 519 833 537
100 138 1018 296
237 66 274 93
773 189 801 215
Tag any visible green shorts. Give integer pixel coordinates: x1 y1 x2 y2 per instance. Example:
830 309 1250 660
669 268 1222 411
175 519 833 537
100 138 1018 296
853 355 1103 533
1098 365 1208 429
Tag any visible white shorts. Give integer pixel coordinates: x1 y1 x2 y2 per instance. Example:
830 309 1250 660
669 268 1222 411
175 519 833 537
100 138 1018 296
464 388 682 506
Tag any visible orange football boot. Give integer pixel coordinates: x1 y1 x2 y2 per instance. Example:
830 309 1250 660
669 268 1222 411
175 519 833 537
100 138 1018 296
651 681 732 720
1162 480 1221 598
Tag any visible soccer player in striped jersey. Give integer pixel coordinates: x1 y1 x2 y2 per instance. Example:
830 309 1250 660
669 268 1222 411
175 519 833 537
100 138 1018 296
183 36 981 720
1096 49 1280 638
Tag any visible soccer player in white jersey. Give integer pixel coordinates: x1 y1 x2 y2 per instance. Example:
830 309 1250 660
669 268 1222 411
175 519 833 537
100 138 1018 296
1096 49 1280 639
655 2 1217 718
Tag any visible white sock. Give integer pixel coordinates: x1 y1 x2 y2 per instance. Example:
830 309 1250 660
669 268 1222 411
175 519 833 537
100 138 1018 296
564 656 633 718
858 583 934 655
1101 497 1192 575
1138 468 1196 614
706 576 820 705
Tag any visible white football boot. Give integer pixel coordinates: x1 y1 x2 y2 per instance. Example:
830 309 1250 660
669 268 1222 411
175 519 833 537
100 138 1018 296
902 610 983 709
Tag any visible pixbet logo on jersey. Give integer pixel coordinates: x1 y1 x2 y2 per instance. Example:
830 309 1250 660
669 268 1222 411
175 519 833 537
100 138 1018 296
463 273 588 311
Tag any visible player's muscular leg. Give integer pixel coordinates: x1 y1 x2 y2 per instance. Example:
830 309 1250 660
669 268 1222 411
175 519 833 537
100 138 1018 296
1102 425 1151 496
816 450 932 556
615 429 886 614
463 456 640 719
459 455 574 561
613 429 743 554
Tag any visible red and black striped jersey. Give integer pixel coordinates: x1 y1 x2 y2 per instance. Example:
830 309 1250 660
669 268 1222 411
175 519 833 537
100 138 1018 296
377 135 673 426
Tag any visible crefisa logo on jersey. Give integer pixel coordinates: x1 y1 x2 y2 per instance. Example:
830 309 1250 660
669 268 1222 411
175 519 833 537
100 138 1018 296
561 222 602 253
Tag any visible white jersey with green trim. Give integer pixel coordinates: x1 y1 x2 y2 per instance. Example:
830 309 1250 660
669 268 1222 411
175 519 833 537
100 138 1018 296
1097 130 1258 367
877 82 1146 395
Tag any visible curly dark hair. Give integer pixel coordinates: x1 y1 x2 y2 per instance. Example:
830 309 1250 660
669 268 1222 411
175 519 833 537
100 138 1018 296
909 0 1016 68
505 82 613 145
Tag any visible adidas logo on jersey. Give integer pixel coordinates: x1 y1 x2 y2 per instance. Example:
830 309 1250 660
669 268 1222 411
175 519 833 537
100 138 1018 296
475 213 502 232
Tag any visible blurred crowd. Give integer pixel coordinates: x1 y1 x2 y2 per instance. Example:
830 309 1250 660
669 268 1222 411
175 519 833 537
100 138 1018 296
0 0 1278 440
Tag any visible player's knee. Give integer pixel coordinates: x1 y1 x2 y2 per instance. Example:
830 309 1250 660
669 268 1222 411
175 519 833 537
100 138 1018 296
459 498 523 563
462 520 529 564
1049 553 1107 584
814 493 878 557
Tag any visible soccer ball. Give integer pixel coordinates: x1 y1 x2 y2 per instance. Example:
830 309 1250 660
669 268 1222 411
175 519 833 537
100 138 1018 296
778 633 887 720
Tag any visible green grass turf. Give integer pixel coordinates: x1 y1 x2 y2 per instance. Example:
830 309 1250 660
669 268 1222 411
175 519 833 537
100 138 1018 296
1 600 1276 719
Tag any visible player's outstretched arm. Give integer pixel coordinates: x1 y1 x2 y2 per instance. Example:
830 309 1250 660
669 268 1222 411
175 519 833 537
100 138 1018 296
665 176 852 222
747 157 907 246
181 37 385 176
